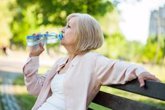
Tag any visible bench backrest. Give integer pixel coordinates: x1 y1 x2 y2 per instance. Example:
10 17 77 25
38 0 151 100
89 79 165 110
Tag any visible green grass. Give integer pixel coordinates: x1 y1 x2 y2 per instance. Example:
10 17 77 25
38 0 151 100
13 75 25 85
89 103 112 110
13 64 165 110
12 65 50 110
0 96 3 110
15 93 36 110
13 75 36 110
0 77 4 110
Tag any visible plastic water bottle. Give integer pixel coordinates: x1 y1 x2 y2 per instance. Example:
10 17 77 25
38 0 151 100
26 32 63 47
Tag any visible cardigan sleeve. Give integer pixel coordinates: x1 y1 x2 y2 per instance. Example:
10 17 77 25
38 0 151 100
22 56 59 96
95 55 147 85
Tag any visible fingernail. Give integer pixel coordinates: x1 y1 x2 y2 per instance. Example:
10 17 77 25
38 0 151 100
140 84 144 87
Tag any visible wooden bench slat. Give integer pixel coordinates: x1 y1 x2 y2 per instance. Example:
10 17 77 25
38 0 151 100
109 79 165 101
91 91 164 110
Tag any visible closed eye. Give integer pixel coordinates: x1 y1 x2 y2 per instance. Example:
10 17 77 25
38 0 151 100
67 25 71 28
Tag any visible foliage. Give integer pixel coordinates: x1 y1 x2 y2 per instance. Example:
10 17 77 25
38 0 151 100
106 32 127 59
140 36 164 64
0 0 12 47
96 32 145 62
124 41 144 61
1 0 165 64
9 0 114 48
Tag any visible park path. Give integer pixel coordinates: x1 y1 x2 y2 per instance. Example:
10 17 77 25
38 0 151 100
0 51 29 110
0 71 21 110
0 53 24 110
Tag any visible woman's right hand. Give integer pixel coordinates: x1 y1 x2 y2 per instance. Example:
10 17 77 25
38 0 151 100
29 43 45 57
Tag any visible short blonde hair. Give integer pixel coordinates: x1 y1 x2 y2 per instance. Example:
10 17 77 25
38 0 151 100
67 13 104 54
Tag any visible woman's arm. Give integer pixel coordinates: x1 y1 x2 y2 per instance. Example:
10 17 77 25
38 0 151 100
95 55 159 86
23 56 49 96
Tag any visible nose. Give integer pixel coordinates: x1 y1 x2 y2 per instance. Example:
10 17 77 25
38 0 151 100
61 27 65 33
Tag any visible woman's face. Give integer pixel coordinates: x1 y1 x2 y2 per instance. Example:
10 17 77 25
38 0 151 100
61 17 78 48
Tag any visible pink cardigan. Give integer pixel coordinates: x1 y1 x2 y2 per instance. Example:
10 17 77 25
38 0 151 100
23 52 146 110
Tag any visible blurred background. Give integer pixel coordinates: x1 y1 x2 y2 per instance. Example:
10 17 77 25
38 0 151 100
0 0 165 110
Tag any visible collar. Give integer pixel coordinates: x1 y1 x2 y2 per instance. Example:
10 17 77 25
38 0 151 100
58 52 90 68
56 54 83 72
58 57 68 67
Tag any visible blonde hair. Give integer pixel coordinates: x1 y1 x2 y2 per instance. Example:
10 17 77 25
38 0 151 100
67 13 104 54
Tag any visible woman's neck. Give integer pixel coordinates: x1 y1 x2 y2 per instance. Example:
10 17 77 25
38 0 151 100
65 46 77 60
68 53 77 60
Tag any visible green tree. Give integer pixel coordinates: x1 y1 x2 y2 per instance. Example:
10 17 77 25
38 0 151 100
9 0 114 48
0 0 12 47
98 32 127 59
140 37 163 64
124 41 144 62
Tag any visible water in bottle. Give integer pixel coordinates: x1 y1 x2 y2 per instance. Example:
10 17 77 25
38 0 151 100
26 32 63 47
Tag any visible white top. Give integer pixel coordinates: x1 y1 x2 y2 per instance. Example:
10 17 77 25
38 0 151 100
38 73 66 110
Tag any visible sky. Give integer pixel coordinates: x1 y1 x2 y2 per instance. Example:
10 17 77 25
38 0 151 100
115 0 165 44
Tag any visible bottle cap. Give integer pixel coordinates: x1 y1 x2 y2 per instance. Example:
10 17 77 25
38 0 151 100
58 33 63 40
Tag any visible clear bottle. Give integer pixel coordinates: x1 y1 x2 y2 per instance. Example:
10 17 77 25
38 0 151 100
26 32 63 47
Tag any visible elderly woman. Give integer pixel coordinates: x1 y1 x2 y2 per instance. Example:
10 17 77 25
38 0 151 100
23 13 159 110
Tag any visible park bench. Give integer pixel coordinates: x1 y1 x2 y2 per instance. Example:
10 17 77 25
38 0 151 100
88 79 165 110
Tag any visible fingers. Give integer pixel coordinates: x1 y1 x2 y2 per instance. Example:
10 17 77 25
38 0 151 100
39 43 45 53
138 72 161 88
39 43 44 50
152 75 161 82
144 74 160 82
149 75 161 82
138 77 145 87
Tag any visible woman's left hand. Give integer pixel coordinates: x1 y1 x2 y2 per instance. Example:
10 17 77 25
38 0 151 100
137 72 160 87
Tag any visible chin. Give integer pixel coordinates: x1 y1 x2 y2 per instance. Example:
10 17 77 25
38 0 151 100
60 42 66 46
60 40 64 44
